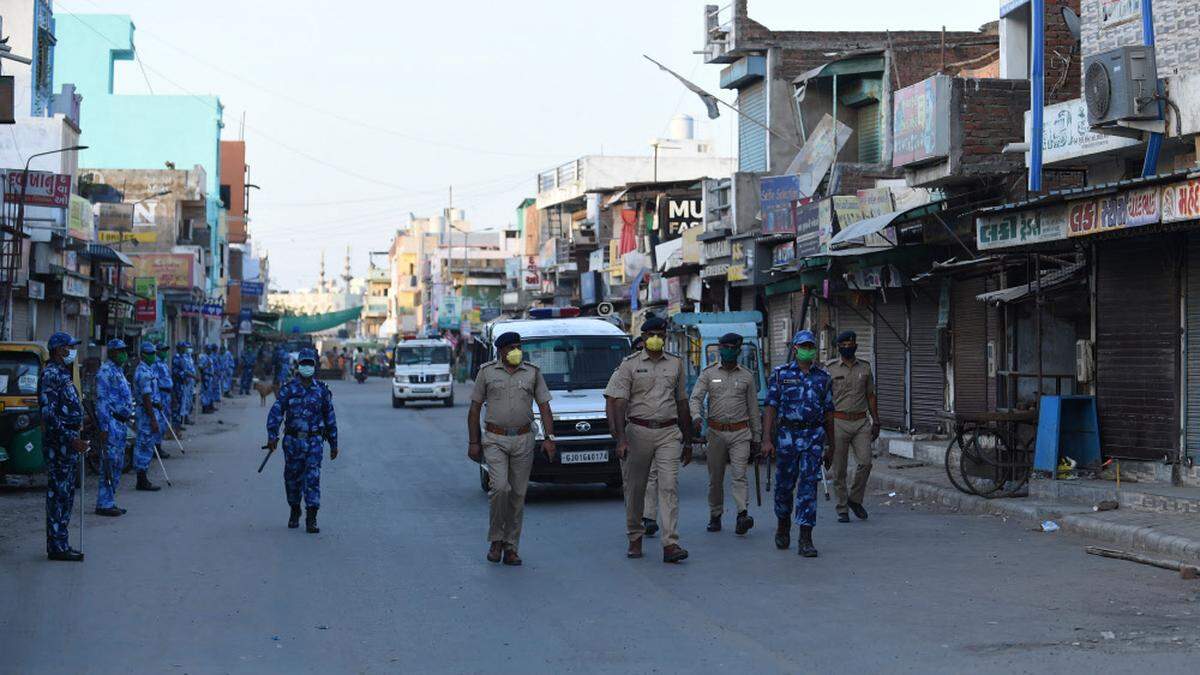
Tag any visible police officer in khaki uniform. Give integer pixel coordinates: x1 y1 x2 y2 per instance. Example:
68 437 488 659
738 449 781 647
605 317 693 563
690 332 761 535
826 330 880 522
468 331 556 566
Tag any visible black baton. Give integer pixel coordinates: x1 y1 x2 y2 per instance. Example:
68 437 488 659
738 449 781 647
257 444 274 473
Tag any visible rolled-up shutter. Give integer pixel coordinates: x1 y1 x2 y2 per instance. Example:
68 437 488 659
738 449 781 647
909 289 944 432
1096 238 1179 461
738 83 768 173
8 299 31 341
1187 234 1200 461
767 293 792 370
953 277 988 416
874 297 907 429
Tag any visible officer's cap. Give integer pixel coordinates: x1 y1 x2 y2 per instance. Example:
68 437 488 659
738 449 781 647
836 330 857 344
641 317 667 333
140 342 157 355
494 331 521 350
791 329 817 346
176 340 189 349
718 332 743 346
157 344 170 352
47 331 80 350
106 338 127 351
297 347 318 363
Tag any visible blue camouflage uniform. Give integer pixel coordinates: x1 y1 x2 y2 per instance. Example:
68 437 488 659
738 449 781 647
171 342 196 425
38 333 84 554
239 348 255 394
765 330 834 528
198 347 215 409
133 344 160 471
95 342 134 510
222 348 236 395
154 347 173 443
266 349 338 508
272 345 291 387
207 345 222 406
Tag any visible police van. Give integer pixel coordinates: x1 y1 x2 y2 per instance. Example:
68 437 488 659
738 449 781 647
391 338 454 407
479 308 629 490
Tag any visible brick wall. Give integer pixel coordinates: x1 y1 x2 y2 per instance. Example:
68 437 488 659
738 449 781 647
1045 0 1083 103
959 78 1032 178
1082 0 1200 77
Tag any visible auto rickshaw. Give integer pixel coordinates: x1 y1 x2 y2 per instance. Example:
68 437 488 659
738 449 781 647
0 342 49 476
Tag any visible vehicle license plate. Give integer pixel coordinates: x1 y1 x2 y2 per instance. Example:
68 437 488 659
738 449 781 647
413 388 432 394
560 450 609 464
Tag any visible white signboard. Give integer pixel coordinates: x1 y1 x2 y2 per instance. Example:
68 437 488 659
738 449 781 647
1025 98 1139 166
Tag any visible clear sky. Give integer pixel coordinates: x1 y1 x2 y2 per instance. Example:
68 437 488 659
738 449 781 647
56 0 999 290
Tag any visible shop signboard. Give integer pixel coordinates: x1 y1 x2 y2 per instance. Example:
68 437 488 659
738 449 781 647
831 195 863 228
201 303 224 318
771 241 796 268
892 75 951 167
794 200 822 257
700 263 729 279
663 197 703 238
667 277 682 314
241 281 264 297
62 274 89 299
977 205 1071 250
1125 187 1161 227
728 239 748 282
856 188 894 219
238 309 253 335
134 276 157 322
67 194 95 241
1025 98 1139 166
27 279 44 300
1162 178 1200 224
818 199 835 251
760 175 801 235
129 253 196 290
98 230 158 245
181 303 201 318
3 170 72 208
703 238 731 261
1067 200 1100 237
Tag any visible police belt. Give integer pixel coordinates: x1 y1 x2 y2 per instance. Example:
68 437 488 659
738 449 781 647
707 419 749 432
285 429 325 440
628 417 678 429
833 411 868 421
485 422 531 436
777 419 824 430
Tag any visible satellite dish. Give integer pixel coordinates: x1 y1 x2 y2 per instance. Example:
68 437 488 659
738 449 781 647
597 302 614 317
1062 7 1082 41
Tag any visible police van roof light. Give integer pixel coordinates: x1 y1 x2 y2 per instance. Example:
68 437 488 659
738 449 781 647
529 307 581 319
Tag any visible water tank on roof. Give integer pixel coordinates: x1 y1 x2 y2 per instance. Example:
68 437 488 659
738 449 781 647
669 114 695 141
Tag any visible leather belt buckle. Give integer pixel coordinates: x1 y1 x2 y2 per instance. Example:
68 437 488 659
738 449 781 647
708 419 749 432
629 417 677 429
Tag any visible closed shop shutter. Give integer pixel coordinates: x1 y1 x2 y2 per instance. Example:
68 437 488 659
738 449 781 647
856 103 882 164
909 289 944 432
737 83 768 173
8 299 31 341
1185 234 1200 460
874 297 907 429
1097 238 1180 461
767 292 792 370
838 301 874 369
953 277 989 416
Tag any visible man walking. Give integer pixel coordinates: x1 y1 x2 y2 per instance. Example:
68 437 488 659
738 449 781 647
94 339 133 517
133 342 163 492
690 332 761 535
467 332 555 566
154 344 174 458
39 332 88 561
761 330 833 558
605 317 693 563
827 330 880 523
266 348 339 533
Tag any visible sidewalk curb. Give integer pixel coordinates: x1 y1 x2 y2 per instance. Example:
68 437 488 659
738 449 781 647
869 470 1200 564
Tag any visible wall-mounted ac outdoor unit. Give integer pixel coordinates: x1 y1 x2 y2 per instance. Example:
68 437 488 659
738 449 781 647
1084 46 1158 127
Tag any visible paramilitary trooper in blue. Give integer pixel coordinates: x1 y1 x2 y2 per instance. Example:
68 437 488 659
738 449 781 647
760 329 834 558
172 341 197 426
40 331 88 561
222 345 236 397
198 344 217 414
265 348 339 533
133 342 163 492
94 339 134 517
154 343 175 458
238 346 256 395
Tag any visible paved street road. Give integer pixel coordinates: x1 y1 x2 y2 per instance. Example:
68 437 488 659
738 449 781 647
2 378 1199 673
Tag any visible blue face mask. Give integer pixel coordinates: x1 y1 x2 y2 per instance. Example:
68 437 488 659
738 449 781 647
297 364 316 378
64 349 77 365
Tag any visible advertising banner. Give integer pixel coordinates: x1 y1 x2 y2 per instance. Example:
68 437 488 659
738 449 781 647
3 170 72 208
134 277 158 323
760 175 801 235
240 281 264 297
1067 200 1100 238
663 197 703 238
1162 178 1200 224
771 241 796 267
892 75 951 167
67 194 95 241
129 253 195 290
795 200 822 257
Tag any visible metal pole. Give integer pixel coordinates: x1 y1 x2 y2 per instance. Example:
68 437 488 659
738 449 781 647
1035 253 1043 401
1030 0 1045 193
1140 0 1163 177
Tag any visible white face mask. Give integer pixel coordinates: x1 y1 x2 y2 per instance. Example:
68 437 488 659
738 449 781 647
64 349 77 365
297 364 316 378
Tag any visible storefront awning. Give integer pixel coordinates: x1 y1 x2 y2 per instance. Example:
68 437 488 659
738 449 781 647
829 200 946 249
82 243 133 267
975 261 1086 304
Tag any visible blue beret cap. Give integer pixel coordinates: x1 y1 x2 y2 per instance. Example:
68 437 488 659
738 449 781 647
106 338 127 351
297 347 318 362
792 329 816 345
141 342 157 355
48 332 80 350
494 332 521 349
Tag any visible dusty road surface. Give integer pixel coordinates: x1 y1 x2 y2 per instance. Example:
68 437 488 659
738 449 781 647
2 378 1197 673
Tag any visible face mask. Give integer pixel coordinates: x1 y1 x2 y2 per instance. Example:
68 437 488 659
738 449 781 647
113 352 128 366
794 346 817 362
297 364 316 378
64 349 77 365
186 349 193 355
504 348 523 366
839 346 857 359
719 347 739 363
644 336 665 352
143 354 156 365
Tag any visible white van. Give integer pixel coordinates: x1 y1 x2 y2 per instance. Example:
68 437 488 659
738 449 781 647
391 338 454 407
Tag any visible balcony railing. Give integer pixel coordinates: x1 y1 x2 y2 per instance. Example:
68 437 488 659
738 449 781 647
537 160 583 194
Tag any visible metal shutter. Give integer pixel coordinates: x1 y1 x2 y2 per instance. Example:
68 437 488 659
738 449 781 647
874 297 907 429
767 293 792 370
838 301 874 369
1185 234 1200 461
1097 239 1179 461
856 103 881 164
8 299 31 341
953 277 988 416
738 83 768 173
909 289 944 432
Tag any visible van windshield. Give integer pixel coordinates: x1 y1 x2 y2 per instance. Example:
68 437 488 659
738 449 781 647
394 346 451 366
0 353 40 395
522 336 629 390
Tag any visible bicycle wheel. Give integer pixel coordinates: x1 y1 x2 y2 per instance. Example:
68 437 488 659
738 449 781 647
957 426 1012 497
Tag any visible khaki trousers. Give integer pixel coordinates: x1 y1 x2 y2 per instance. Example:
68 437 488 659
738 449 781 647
482 431 535 549
832 417 873 514
706 427 752 518
622 423 682 547
643 465 658 520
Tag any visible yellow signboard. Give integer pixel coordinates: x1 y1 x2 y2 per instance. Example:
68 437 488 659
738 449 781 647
99 230 158 244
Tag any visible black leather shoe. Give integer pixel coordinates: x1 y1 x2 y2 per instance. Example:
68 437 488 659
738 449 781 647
94 507 123 517
848 500 869 520
837 512 851 523
662 544 689 563
48 549 84 562
135 471 161 492
305 507 320 534
735 511 754 535
798 525 819 558
502 547 523 566
706 516 721 532
288 505 301 529
775 517 791 550
642 518 659 537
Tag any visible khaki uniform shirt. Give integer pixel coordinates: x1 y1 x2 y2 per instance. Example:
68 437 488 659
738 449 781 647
471 360 552 429
826 358 874 414
689 363 762 443
604 351 687 421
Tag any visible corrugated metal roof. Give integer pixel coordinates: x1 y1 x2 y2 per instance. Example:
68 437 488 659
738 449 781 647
975 260 1086 304
979 168 1199 215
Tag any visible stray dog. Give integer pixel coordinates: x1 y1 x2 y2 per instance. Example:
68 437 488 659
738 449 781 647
253 379 276 406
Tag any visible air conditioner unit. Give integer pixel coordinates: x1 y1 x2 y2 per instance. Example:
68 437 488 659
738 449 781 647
1083 46 1158 127
1075 339 1095 384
